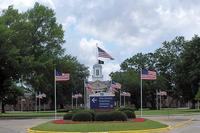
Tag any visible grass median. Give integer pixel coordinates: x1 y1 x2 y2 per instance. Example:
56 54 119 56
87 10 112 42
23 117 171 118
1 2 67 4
0 111 65 119
31 119 167 132
135 108 199 115
0 108 199 119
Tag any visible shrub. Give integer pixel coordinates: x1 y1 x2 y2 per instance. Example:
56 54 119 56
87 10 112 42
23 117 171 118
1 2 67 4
110 111 127 121
95 111 127 121
57 109 70 113
123 110 136 118
69 108 84 113
95 112 111 121
118 107 135 112
84 110 95 121
72 112 92 121
63 113 73 120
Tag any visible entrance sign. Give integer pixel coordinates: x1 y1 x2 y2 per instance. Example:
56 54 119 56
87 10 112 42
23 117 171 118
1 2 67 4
90 96 114 109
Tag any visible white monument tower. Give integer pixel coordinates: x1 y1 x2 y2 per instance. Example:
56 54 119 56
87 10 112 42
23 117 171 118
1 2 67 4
86 46 115 109
92 64 103 81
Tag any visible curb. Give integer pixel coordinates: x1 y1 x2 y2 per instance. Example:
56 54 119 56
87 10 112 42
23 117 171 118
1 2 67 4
27 126 171 133
27 118 193 133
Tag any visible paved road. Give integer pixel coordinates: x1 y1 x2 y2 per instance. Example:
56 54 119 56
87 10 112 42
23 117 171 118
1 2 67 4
0 115 199 133
0 119 51 133
145 115 200 133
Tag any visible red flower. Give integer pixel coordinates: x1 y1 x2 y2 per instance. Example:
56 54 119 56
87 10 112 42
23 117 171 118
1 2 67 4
132 118 145 122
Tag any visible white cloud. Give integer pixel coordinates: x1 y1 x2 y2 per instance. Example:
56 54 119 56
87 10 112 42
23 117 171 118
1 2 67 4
0 0 35 11
62 15 77 31
77 38 119 80
102 63 120 80
3 0 200 80
78 38 98 66
0 0 56 11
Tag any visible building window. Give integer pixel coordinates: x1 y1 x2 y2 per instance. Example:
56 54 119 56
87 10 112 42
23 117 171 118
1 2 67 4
96 69 99 76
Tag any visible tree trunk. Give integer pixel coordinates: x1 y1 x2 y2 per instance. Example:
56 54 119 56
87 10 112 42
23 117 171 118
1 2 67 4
191 99 196 109
1 101 5 113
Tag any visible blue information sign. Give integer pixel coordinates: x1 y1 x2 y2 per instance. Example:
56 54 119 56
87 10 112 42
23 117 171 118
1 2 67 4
90 96 114 109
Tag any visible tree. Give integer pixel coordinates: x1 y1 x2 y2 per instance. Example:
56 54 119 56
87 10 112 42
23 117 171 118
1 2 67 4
195 88 200 110
0 6 25 113
178 35 200 108
112 52 168 109
154 36 185 95
0 3 89 112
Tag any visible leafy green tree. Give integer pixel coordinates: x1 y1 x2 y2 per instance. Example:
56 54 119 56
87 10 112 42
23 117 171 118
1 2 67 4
0 6 25 113
112 52 167 109
155 37 185 91
0 3 89 112
178 35 200 108
195 88 200 110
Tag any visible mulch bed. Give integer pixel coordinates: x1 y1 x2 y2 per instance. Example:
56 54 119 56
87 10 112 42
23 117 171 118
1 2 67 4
53 118 145 124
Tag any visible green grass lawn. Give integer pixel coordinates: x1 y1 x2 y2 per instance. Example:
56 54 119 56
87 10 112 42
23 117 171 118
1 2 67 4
0 111 65 118
135 108 200 116
31 119 167 132
0 108 199 118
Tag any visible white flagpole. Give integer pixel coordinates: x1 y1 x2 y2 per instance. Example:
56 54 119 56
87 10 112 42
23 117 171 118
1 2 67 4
54 69 57 120
160 89 161 109
140 68 143 117
156 89 158 110
96 43 98 64
76 97 78 109
39 91 41 112
120 89 121 107
84 79 87 109
72 92 74 109
124 95 125 107
35 91 37 112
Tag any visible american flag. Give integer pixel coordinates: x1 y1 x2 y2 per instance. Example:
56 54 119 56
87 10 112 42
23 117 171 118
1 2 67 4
55 70 70 81
97 46 114 60
157 91 167 96
109 86 118 93
72 93 82 98
111 82 121 89
85 82 94 94
120 92 131 97
141 69 156 80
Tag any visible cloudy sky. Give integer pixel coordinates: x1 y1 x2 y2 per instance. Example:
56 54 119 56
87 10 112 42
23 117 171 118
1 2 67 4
1 0 200 80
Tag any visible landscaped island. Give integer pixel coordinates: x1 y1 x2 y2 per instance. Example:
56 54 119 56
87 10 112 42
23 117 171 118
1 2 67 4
29 108 168 132
30 119 167 132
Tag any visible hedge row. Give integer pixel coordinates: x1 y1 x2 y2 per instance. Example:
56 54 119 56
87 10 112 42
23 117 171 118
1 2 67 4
63 110 134 121
95 111 127 121
117 107 136 118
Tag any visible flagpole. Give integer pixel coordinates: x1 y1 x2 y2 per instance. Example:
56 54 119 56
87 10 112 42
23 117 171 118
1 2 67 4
35 91 37 112
54 69 57 120
140 68 143 117
84 79 87 109
120 89 121 108
160 89 161 110
72 92 74 109
156 89 158 110
96 43 98 64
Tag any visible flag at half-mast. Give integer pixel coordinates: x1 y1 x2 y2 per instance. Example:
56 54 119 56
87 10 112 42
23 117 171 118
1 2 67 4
55 70 70 81
97 46 114 60
141 69 156 80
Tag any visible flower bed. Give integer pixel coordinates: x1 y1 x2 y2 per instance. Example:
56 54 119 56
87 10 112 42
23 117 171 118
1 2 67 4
53 120 80 124
53 118 145 125
132 118 145 122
